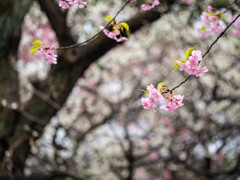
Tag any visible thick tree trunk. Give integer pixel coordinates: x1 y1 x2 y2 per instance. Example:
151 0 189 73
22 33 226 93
0 0 33 177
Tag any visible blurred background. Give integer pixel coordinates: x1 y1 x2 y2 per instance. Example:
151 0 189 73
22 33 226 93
0 0 240 179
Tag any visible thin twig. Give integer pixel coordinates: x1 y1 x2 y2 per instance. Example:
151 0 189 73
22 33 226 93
55 0 131 50
170 14 240 92
32 86 61 110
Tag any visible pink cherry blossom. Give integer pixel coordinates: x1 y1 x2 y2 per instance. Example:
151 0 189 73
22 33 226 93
141 97 156 112
141 4 152 11
59 1 70 9
197 7 226 38
196 27 208 38
160 94 184 112
141 0 160 11
195 66 208 77
73 0 87 8
38 46 58 65
232 16 240 38
66 0 74 5
99 23 128 43
176 49 208 77
191 50 202 61
184 0 192 5
59 0 87 9
208 5 213 12
107 30 120 40
234 17 240 28
177 61 188 71
141 84 165 112
147 84 165 104
116 37 128 42
99 26 109 36
232 29 240 38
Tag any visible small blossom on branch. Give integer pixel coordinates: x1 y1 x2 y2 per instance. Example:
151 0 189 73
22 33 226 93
173 47 208 77
58 0 87 9
141 82 184 112
30 38 58 65
160 94 184 112
196 5 226 38
141 84 165 112
100 16 129 42
141 0 160 11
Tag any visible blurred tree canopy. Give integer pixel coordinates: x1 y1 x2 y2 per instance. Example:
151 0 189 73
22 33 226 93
0 0 240 180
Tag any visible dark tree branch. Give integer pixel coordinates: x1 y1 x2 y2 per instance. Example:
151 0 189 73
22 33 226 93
37 0 74 46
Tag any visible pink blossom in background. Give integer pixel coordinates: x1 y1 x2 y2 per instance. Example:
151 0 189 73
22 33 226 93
232 16 240 38
135 168 149 179
66 0 74 5
196 27 208 38
163 170 172 180
73 0 87 8
149 151 158 160
184 0 192 5
141 97 157 112
162 117 175 133
141 0 160 11
197 7 226 38
234 17 240 28
207 5 213 12
232 29 240 38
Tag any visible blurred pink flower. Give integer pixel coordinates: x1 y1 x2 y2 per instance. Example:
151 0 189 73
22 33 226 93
141 0 160 11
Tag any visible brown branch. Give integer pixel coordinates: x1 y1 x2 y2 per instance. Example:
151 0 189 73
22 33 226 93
32 87 61 110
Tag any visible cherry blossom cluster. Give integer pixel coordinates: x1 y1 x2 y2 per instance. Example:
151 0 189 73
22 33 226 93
100 18 129 42
232 16 240 38
38 46 58 65
141 84 184 112
30 39 58 65
176 50 208 77
59 0 87 9
141 0 160 11
196 6 226 38
160 93 184 112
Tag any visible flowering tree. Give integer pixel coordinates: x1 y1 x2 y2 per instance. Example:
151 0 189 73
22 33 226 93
0 0 240 179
